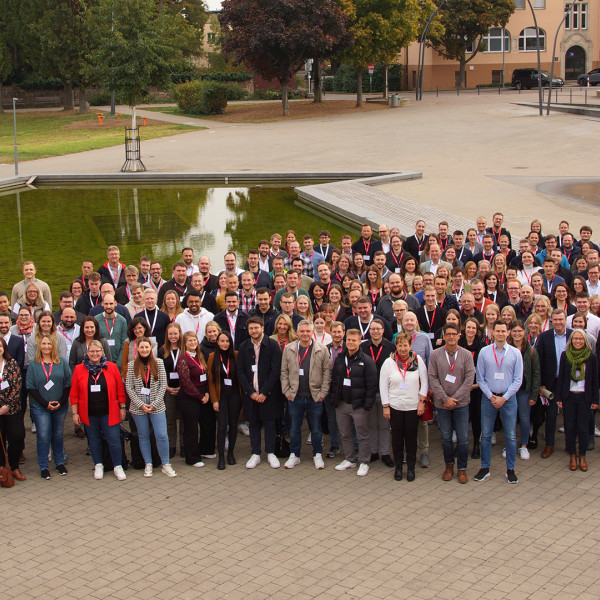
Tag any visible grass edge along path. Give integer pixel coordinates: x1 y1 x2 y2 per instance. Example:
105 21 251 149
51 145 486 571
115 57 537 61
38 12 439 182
0 110 200 163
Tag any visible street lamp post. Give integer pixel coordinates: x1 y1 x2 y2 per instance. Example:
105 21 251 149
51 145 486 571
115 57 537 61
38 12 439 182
416 0 448 101
546 1 582 115
12 98 19 176
526 0 544 116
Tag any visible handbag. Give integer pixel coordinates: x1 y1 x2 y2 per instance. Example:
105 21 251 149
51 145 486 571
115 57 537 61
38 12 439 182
274 434 290 458
420 391 434 422
0 430 15 488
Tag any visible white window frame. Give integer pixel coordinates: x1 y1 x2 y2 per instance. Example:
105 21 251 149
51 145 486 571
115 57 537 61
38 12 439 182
565 3 588 30
482 28 511 53
519 27 546 52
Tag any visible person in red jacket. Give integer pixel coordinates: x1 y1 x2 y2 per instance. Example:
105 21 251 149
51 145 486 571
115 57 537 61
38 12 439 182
70 340 127 481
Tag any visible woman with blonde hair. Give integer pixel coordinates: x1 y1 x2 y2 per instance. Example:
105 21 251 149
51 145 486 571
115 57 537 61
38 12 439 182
500 305 517 328
161 289 184 323
13 282 50 321
270 314 298 351
533 295 552 332
295 296 313 322
482 304 501 345
525 313 543 347
160 322 184 458
28 311 68 362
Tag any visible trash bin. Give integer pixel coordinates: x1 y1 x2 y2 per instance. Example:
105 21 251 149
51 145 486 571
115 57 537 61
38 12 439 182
390 94 398 107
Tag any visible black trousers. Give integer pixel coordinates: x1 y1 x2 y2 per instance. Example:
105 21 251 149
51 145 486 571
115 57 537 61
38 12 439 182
469 387 482 442
178 392 216 465
389 408 419 469
563 393 592 456
0 412 26 470
216 389 242 455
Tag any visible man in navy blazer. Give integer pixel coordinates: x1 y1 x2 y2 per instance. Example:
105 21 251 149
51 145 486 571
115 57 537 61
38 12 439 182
533 309 572 458
0 314 24 371
214 292 250 350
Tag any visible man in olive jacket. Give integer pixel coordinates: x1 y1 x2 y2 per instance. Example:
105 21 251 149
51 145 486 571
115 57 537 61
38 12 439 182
281 320 332 470
329 328 378 476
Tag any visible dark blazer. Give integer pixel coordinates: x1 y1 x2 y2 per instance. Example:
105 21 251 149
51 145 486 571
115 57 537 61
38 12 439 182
535 328 573 390
416 306 448 334
237 335 282 420
134 308 171 349
351 238 382 266
404 235 427 260
98 262 126 287
454 246 473 265
317 244 335 263
157 278 190 308
555 352 599 407
343 315 393 342
214 310 250 350
6 334 25 371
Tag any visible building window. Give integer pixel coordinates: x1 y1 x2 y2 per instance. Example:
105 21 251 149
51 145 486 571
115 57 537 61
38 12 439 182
514 0 525 8
483 28 510 53
566 3 587 30
515 0 545 7
533 0 545 7
519 27 546 52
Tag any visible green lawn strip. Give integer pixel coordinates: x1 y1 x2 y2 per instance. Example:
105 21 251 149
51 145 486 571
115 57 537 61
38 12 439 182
0 111 197 162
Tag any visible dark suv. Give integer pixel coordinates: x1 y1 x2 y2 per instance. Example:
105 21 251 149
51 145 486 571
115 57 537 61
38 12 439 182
512 68 564 89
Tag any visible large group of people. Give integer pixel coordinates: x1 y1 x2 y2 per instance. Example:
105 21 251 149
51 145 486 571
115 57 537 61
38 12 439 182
1 214 599 486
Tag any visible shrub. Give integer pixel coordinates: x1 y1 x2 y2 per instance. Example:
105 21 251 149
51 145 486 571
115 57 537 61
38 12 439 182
171 71 253 84
333 63 404 93
174 80 229 115
88 91 113 106
223 83 248 101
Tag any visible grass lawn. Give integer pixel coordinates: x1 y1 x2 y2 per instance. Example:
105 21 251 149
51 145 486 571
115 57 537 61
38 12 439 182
0 110 198 163
143 99 393 123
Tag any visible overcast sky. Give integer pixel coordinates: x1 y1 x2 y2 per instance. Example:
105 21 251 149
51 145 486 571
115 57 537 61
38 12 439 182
206 0 222 10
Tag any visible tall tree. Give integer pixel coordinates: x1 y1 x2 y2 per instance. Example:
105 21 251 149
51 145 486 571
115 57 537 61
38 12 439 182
220 0 350 115
86 0 200 128
427 0 515 87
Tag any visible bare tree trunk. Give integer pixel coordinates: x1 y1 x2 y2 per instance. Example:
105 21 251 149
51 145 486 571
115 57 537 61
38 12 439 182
356 69 363 107
383 64 389 98
459 58 466 88
63 82 74 110
78 87 87 113
281 83 289 116
313 61 323 103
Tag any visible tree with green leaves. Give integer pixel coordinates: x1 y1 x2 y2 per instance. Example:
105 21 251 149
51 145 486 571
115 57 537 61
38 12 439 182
338 0 426 106
427 0 515 87
220 0 350 115
85 0 201 128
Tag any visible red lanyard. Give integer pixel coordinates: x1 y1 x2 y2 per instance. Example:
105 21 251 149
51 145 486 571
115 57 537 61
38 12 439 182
417 236 424 251
370 344 383 363
174 283 186 295
446 351 456 374
133 339 138 358
298 342 311 367
363 239 371 255
57 326 74 342
186 352 204 373
241 291 255 312
221 356 230 377
370 289 379 305
143 366 151 388
492 345 505 370
411 332 417 345
109 265 120 287
41 361 53 382
391 251 403 268
91 371 102 386
90 292 100 307
424 307 436 331
313 331 326 343
226 311 237 334
394 355 408 380
104 316 115 336
440 237 448 251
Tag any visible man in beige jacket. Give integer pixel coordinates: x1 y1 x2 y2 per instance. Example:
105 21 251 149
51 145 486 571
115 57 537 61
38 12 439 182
280 320 332 470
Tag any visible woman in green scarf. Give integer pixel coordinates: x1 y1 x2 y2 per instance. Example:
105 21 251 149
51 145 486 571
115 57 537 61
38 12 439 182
556 329 599 472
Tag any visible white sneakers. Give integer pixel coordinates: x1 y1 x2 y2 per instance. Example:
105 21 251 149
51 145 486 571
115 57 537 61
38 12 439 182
518 447 530 460
314 454 325 470
113 466 127 481
238 423 250 436
285 454 301 469
335 459 357 471
162 464 177 477
202 454 217 459
94 463 104 480
246 454 261 469
267 453 280 468
144 463 153 477
192 461 205 468
306 433 312 445
357 463 369 477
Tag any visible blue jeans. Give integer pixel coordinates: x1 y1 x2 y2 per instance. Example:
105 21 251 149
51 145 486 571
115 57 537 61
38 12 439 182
288 396 323 456
437 404 469 470
85 414 122 467
516 390 531 447
481 395 517 470
29 399 68 470
131 411 170 465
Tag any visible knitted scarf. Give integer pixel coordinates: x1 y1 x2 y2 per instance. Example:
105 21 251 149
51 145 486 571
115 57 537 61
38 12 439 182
83 353 108 376
566 345 590 382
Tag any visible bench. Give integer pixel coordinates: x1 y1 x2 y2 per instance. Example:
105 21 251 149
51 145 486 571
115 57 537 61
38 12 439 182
1 98 25 109
34 96 62 107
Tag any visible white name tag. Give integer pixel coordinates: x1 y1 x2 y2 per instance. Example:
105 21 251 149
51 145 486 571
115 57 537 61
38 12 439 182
224 378 232 386
107 339 115 346
180 296 185 302
494 372 505 380
169 372 179 380
252 365 258 372
445 374 456 384
395 268 401 273
363 255 370 261
428 332 435 339
398 382 410 390
1 381 9 390
141 387 151 395
299 368 304 376
199 374 207 382
343 378 352 386
90 384 101 392
44 380 54 391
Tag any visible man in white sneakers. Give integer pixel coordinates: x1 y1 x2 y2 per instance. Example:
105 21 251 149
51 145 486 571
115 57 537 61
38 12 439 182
280 320 332 470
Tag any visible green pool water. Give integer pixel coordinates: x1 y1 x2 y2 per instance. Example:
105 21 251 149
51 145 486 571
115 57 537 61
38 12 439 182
1 185 354 306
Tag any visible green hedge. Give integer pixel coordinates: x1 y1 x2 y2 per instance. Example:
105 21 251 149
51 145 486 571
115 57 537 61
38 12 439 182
333 63 403 93
171 71 253 84
174 80 229 115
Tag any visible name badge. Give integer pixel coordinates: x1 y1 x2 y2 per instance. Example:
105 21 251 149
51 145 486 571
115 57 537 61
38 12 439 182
494 372 505 380
0 381 8 390
180 296 185 303
343 378 352 386
398 382 410 390
299 368 304 376
44 380 54 391
107 339 116 346
445 374 456 384
199 374 207 382
224 378 233 386
363 255 370 261
141 387 151 395
169 372 179 380
90 384 101 392
395 268 401 273
428 332 435 339
251 365 258 372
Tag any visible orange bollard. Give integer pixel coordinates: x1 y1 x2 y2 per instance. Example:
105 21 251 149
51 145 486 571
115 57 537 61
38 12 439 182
117 114 120 121
97 114 103 125
143 117 147 126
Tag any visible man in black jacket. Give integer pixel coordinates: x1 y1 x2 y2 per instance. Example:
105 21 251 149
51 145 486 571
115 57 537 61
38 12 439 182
237 317 283 469
214 292 249 350
330 329 378 476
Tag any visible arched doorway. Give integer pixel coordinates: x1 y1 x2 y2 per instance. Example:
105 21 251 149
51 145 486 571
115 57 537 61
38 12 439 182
565 45 586 80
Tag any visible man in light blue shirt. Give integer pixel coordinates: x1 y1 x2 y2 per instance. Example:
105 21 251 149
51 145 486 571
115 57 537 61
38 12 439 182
475 321 523 483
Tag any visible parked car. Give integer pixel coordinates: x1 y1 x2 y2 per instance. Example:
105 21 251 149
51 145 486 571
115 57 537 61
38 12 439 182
577 68 600 86
512 68 564 89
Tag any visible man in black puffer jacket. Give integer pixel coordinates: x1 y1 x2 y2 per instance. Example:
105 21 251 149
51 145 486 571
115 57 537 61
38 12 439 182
329 328 378 477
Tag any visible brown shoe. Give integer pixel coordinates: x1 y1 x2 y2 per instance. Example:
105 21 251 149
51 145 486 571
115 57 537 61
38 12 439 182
442 463 454 481
541 446 554 458
569 455 578 471
11 469 26 481
457 470 468 484
579 455 588 472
